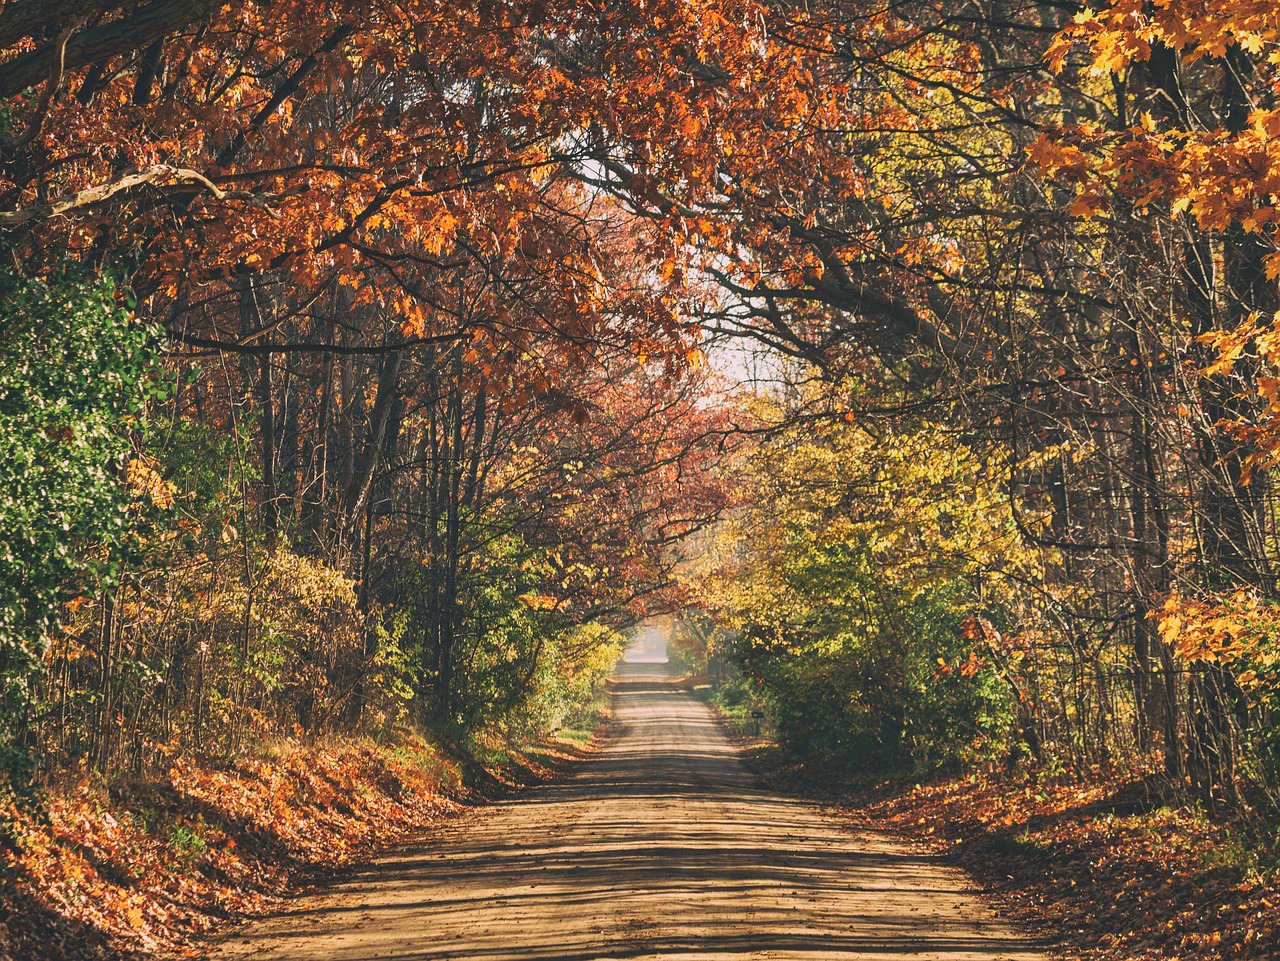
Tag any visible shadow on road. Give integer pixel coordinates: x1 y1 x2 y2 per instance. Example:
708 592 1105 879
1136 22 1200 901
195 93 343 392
214 663 1046 961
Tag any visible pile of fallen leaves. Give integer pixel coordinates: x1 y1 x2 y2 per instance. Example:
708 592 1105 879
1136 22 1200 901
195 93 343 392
844 773 1280 960
0 736 464 961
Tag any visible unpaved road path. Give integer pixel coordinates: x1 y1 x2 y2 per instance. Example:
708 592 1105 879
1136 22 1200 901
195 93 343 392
212 662 1048 960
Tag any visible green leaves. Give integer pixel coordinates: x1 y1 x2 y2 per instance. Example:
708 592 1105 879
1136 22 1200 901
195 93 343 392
692 407 1029 772
0 264 161 753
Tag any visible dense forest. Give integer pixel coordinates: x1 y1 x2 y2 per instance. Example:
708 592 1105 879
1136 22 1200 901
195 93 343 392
2 0 1280 955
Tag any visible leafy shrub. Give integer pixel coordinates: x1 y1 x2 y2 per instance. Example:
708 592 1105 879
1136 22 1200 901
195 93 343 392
0 265 161 773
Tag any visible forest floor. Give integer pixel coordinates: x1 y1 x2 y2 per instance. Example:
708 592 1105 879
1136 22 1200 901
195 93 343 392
729 735 1280 961
0 727 598 961
19 675 1273 961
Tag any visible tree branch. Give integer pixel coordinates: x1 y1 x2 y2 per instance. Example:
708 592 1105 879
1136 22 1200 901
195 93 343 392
168 330 472 356
2 20 81 153
0 164 224 226
0 0 215 101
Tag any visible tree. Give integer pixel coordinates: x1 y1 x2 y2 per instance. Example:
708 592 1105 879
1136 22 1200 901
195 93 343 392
689 391 1034 771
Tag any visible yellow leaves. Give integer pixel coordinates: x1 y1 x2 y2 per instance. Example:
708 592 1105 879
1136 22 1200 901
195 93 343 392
1157 607 1184 648
1155 590 1280 696
126 456 175 510
1203 339 1246 378
716 403 1034 630
1199 318 1260 378
1253 315 1280 364
1238 30 1265 54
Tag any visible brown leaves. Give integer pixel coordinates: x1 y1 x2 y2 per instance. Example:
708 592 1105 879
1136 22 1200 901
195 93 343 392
845 772 1280 961
1 739 461 960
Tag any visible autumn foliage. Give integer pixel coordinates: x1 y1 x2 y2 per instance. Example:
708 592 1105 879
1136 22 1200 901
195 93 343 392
2 738 463 959
5 0 1280 955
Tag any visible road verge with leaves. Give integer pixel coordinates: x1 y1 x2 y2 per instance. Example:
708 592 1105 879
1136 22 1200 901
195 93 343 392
738 741 1280 961
0 732 594 961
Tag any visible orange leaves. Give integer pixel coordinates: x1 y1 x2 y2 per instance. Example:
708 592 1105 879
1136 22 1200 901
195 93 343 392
1048 0 1280 75
856 770 1280 961
2 0 716 333
1046 1 1151 75
397 296 430 339
1194 312 1280 481
1155 590 1280 697
1037 108 1280 233
935 650 989 679
1026 135 1093 182
1 740 463 961
420 206 460 257
517 593 559 611
1040 1 1280 237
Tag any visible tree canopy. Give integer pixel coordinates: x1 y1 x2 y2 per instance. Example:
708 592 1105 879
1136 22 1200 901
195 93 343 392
4 0 1280 832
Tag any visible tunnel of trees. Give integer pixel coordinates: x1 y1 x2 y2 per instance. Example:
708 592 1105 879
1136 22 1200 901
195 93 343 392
3 0 1280 846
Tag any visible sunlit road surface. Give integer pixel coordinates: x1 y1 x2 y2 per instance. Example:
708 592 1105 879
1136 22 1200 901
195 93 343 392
213 661 1048 961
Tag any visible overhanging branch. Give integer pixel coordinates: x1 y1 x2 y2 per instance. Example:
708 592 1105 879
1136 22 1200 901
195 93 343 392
0 164 224 226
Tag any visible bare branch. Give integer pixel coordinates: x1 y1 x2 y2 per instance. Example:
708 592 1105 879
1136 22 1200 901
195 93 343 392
0 164 224 226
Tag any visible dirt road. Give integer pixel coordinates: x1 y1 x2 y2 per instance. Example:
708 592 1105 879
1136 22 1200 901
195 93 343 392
212 662 1048 960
